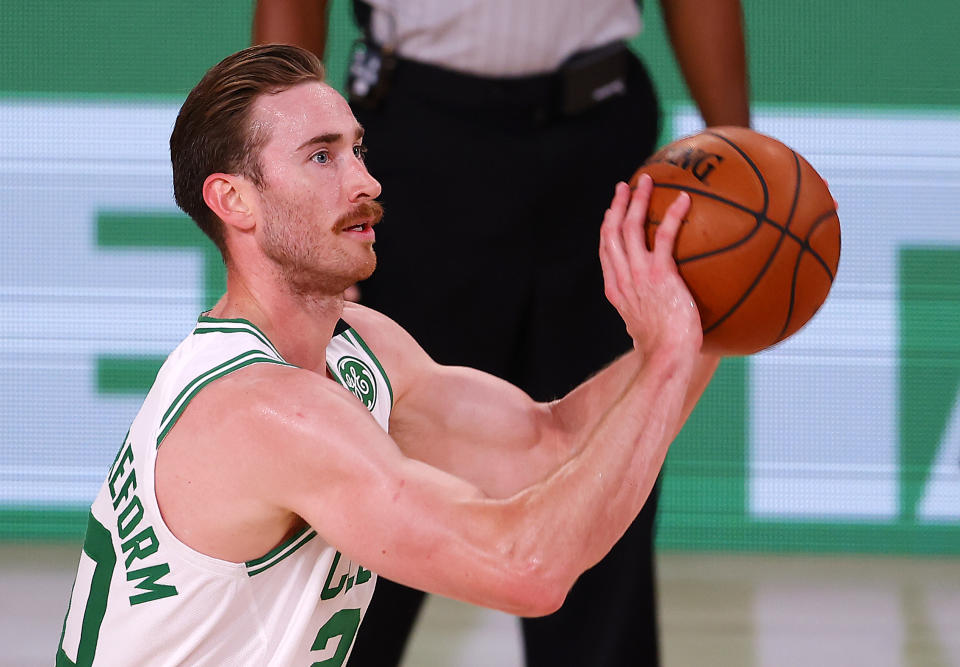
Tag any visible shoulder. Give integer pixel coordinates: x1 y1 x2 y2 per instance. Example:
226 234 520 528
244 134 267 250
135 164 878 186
201 360 351 420
340 301 410 344
155 349 399 560
162 359 381 483
340 302 434 397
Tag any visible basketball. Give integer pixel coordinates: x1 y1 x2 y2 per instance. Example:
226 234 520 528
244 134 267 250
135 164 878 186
632 127 841 355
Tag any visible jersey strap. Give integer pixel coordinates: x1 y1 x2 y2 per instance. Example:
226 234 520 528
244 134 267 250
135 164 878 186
194 314 285 358
156 315 294 447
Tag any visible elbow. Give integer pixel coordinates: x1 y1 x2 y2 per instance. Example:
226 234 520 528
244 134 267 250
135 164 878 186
512 579 568 618
520 584 568 618
491 558 573 618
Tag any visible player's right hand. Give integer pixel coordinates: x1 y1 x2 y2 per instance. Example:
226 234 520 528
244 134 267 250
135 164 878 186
598 174 702 358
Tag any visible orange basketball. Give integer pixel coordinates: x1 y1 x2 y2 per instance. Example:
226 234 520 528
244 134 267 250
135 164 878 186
632 127 841 355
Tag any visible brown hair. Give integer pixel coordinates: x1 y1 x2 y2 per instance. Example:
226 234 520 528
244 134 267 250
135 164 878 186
170 44 325 256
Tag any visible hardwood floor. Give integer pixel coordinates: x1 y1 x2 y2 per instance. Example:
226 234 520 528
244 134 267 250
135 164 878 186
3 545 958 667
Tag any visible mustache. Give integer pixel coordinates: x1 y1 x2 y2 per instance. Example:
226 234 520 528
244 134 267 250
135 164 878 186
335 201 384 229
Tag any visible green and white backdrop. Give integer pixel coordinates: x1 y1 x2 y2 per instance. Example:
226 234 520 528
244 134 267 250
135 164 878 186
1 1 958 554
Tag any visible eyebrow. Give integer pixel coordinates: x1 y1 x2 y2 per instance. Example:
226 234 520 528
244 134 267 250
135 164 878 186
296 126 365 153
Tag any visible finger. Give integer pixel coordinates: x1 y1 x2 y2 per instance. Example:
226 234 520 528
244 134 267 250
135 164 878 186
604 181 631 243
653 191 690 265
622 174 653 269
609 183 654 316
601 183 640 309
599 184 630 304
599 226 621 307
625 173 653 232
599 182 627 286
610 179 631 211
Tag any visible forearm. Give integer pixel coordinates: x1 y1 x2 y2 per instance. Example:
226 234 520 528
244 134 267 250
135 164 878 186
496 343 697 582
281 343 694 616
660 0 750 127
550 349 721 459
252 0 329 58
543 350 642 465
505 179 705 576
389 344 697 614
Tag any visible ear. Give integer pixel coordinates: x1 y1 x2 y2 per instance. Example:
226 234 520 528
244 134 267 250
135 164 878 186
202 173 256 232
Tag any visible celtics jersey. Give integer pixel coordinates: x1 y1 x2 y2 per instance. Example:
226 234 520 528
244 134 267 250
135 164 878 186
57 314 392 666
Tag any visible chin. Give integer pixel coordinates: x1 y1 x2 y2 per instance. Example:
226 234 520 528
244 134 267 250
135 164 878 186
324 257 375 297
358 257 376 282
352 250 376 283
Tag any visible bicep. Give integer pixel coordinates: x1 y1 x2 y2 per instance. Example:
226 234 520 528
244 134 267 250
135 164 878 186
344 305 567 495
389 362 566 496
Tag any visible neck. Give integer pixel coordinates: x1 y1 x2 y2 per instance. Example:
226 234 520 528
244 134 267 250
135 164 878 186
208 269 345 372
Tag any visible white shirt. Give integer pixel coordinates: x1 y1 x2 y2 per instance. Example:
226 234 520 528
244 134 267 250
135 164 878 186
364 0 642 77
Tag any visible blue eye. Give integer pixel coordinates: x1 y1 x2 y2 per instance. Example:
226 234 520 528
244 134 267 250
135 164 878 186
354 145 368 161
311 150 329 164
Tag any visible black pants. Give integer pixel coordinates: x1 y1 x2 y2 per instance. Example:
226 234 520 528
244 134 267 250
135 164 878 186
350 51 663 667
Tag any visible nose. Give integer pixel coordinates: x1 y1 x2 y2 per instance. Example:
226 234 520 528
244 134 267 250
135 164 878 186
347 159 382 203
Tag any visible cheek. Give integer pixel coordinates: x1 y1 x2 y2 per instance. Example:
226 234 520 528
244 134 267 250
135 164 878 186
262 164 346 220
297 190 336 219
301 182 344 219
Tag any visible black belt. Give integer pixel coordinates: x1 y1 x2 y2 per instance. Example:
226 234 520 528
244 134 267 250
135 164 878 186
369 41 634 125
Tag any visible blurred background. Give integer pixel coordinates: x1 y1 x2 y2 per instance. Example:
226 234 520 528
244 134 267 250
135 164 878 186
1 1 958 665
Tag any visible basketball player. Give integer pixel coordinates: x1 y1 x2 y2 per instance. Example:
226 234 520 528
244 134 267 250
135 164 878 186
57 44 719 666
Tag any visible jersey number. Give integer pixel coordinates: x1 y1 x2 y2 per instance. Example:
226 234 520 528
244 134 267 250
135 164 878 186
311 607 361 667
56 513 116 667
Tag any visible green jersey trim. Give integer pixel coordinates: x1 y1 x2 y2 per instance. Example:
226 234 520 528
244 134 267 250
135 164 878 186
342 328 394 409
246 524 313 567
195 314 283 359
245 526 318 577
156 352 292 447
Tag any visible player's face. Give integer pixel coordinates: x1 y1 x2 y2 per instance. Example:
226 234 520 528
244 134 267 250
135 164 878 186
249 81 382 295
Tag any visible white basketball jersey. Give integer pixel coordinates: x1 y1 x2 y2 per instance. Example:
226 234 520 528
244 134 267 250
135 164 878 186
57 314 392 666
